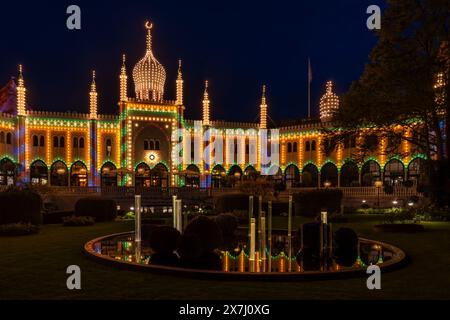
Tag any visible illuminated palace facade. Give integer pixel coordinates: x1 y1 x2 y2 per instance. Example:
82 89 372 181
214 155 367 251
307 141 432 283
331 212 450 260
0 22 426 189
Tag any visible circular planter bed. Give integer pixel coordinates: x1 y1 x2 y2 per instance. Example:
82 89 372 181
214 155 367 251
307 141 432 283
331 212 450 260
373 224 425 233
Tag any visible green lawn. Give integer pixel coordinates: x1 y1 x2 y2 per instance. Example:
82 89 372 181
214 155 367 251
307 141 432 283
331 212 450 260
1 217 449 300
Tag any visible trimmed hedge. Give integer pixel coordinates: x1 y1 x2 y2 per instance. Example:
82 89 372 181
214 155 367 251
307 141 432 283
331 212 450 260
293 189 343 217
74 198 117 222
0 191 43 225
184 216 223 252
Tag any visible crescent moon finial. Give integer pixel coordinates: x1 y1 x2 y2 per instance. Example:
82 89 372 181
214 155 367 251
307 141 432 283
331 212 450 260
145 21 153 30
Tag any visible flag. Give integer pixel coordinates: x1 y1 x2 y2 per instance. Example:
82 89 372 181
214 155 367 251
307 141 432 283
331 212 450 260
0 79 16 114
308 58 312 83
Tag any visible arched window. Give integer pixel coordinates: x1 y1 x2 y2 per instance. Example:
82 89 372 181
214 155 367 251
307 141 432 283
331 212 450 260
59 136 65 148
73 137 78 148
106 138 112 156
0 132 4 144
79 137 85 149
155 140 160 150
53 136 59 148
33 135 39 147
6 133 11 145
293 142 298 152
149 140 155 150
305 141 311 151
39 135 45 147
311 140 316 151
287 142 292 153
144 140 149 150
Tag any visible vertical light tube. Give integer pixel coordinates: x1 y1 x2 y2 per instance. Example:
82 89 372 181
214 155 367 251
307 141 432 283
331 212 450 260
176 199 182 232
249 217 256 272
268 201 272 272
248 195 253 245
288 195 292 272
172 195 177 229
261 215 266 272
135 195 142 243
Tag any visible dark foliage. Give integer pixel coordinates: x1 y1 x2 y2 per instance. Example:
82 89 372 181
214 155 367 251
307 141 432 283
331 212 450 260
293 189 343 217
149 226 180 254
0 190 42 225
184 216 223 252
74 198 117 222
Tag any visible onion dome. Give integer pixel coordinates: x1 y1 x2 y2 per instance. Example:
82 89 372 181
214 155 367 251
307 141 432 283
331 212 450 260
319 81 339 121
132 21 166 102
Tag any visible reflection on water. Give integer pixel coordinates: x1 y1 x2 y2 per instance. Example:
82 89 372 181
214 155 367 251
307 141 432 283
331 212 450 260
92 233 395 273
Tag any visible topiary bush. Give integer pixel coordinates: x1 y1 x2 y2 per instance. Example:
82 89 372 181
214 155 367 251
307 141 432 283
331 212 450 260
177 233 203 269
149 226 181 267
215 213 239 251
74 198 117 222
333 227 358 267
293 189 343 217
0 190 43 225
184 216 223 252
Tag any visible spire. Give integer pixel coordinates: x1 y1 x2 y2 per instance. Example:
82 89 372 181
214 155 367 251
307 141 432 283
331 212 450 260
120 54 128 102
176 59 183 105
16 64 26 116
202 80 210 126
145 21 153 53
90 70 98 119
260 85 267 129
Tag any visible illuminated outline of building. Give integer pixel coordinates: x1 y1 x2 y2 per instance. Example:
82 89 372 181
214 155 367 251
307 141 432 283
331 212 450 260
0 21 427 188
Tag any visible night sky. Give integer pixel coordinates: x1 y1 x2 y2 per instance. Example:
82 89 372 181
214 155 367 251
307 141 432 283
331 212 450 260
0 0 383 122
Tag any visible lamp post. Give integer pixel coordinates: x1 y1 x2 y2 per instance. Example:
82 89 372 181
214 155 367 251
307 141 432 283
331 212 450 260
375 180 383 208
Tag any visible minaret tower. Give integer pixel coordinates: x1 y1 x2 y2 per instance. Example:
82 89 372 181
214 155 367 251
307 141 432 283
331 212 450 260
176 59 183 106
202 80 210 126
89 70 98 119
260 85 267 129
120 54 128 102
17 64 26 116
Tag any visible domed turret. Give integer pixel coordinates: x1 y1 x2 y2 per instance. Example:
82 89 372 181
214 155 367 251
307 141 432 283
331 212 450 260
132 21 166 102
319 81 339 122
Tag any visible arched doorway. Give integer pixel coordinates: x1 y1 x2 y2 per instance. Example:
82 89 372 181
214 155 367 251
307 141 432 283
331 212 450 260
185 164 200 188
243 165 258 181
70 161 88 187
212 165 226 188
267 165 283 184
384 159 404 186
135 162 151 187
50 161 68 186
407 157 425 184
302 163 319 187
228 165 243 187
340 161 359 187
361 160 381 186
150 163 169 188
284 164 300 187
320 162 338 187
30 160 48 185
101 162 117 187
0 158 15 186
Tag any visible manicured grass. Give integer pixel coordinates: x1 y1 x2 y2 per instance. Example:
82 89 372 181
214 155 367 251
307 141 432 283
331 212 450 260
1 217 449 300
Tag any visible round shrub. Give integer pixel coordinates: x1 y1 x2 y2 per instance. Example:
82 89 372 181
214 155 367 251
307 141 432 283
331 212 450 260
334 227 358 267
149 226 180 254
214 214 238 237
299 222 321 255
184 216 223 252
74 198 117 222
0 190 42 225
177 233 203 269
142 223 158 245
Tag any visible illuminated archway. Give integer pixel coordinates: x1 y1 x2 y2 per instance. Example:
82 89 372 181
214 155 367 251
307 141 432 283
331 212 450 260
50 161 68 186
302 163 319 187
212 165 226 188
185 164 200 188
135 162 151 188
0 158 15 186
101 162 117 187
284 164 300 187
340 161 359 187
407 157 425 184
321 162 338 187
70 161 88 187
30 160 48 186
384 159 404 186
361 160 381 186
